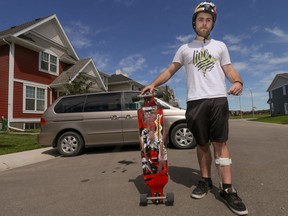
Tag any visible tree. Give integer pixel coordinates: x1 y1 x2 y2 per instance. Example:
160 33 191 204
163 85 171 103
64 72 95 95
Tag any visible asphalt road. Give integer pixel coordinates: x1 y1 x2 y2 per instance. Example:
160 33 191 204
0 120 287 216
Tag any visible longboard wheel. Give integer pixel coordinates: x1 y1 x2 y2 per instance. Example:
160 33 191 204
139 194 148 206
165 192 174 206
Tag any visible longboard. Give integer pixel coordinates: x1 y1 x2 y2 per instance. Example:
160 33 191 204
136 93 174 206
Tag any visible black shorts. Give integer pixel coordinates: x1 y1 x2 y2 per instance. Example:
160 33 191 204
185 97 229 146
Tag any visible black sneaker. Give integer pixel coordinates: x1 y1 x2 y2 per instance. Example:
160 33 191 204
220 187 248 215
191 179 213 199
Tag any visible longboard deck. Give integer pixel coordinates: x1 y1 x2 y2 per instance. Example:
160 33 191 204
137 95 173 206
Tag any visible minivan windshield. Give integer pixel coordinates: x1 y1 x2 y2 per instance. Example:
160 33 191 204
155 98 173 109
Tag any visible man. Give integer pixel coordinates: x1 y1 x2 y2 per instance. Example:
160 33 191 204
141 1 248 215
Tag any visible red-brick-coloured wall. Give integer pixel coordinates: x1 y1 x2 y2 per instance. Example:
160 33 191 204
1 44 72 119
14 45 58 84
0 45 9 118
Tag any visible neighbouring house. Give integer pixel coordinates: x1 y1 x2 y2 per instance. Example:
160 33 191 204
0 14 107 130
157 85 179 107
107 70 179 107
108 69 144 91
267 73 288 116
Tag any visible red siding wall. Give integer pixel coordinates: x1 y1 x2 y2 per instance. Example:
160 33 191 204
13 82 42 118
12 45 71 118
0 45 9 118
14 45 58 84
1 44 72 120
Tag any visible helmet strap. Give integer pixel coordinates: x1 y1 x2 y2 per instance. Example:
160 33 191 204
195 29 211 43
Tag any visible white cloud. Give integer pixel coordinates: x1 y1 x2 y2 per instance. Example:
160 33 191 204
259 70 287 85
148 66 167 75
223 34 243 44
251 52 288 65
118 54 146 75
229 44 249 55
264 27 288 41
65 21 92 49
233 62 248 72
176 35 194 43
91 52 110 70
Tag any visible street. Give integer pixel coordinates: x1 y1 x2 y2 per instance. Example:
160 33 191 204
0 120 287 216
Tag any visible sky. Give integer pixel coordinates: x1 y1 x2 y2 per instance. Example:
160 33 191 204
1 0 288 111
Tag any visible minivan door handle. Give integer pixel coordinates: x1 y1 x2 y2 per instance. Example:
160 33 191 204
125 115 133 119
110 115 119 120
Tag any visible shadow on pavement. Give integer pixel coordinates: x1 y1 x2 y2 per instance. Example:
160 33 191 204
83 144 140 155
41 148 61 157
169 166 200 188
129 166 202 196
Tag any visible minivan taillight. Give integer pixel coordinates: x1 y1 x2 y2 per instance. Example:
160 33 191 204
40 118 46 126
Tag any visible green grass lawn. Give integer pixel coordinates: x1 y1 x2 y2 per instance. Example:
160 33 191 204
230 113 288 124
250 115 288 124
0 132 41 155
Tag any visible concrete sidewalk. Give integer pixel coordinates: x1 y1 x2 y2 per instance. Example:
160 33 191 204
0 147 60 171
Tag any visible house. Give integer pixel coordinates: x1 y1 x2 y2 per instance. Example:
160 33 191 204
157 85 179 107
0 14 107 130
107 70 179 106
267 73 288 116
108 69 144 91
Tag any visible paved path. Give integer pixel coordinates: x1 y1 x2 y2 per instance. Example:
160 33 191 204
0 147 59 171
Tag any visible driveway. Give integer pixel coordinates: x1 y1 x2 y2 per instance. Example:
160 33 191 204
0 120 287 216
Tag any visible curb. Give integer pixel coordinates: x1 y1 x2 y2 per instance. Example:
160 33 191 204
0 147 60 172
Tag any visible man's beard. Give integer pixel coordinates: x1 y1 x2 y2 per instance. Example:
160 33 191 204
196 28 211 39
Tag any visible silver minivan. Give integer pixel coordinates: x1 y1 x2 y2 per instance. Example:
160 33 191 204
38 91 195 156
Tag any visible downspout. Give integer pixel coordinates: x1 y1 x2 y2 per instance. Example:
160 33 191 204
2 38 24 132
2 38 10 45
47 86 53 106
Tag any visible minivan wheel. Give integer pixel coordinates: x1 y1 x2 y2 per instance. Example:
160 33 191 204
57 131 84 157
170 123 196 149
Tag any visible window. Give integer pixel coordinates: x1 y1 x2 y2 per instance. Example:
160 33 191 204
283 86 287 96
123 92 143 110
25 122 40 130
25 86 46 112
84 93 121 112
285 103 288 115
54 96 86 113
39 51 58 74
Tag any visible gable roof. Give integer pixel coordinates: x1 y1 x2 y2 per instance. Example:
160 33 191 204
267 73 288 91
1 14 106 92
50 58 107 91
109 74 133 83
0 15 51 37
108 74 144 88
0 14 78 61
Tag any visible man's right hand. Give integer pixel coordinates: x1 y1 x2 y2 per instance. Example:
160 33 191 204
141 85 155 95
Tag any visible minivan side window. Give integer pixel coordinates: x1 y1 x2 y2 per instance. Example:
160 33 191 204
54 96 86 113
123 92 143 110
84 93 121 112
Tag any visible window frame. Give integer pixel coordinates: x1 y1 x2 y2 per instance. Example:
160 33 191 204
39 50 59 75
23 84 47 114
84 93 122 112
54 95 86 113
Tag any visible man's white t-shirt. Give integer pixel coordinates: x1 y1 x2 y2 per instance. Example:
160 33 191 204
173 39 231 102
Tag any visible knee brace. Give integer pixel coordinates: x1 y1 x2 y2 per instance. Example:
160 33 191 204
215 158 232 189
215 158 232 166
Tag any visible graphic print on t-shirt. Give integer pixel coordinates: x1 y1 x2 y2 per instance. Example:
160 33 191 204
190 47 217 77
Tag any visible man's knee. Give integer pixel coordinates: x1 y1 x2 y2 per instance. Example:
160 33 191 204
215 157 232 166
